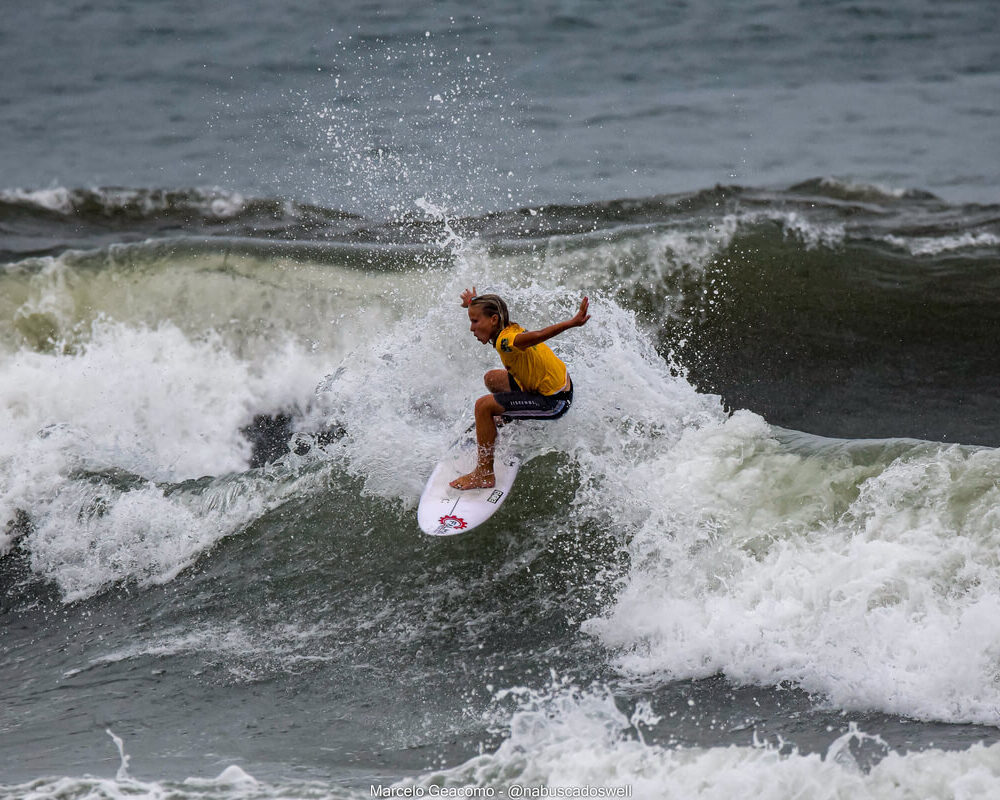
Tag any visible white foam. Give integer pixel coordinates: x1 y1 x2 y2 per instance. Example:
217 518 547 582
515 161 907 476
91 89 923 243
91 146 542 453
777 210 846 249
583 412 1000 725
0 186 249 218
0 186 75 213
0 766 283 800
814 177 912 200
883 231 1000 256
0 315 333 595
399 683 1000 800
183 765 259 790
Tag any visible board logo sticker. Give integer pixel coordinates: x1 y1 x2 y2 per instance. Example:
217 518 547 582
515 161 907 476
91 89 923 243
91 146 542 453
486 490 504 504
438 514 468 531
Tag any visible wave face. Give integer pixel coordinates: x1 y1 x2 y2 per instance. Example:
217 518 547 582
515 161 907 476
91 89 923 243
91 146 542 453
10 180 996 439
3 182 1000 793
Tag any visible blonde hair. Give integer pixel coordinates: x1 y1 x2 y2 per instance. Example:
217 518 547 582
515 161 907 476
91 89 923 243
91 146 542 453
469 294 511 342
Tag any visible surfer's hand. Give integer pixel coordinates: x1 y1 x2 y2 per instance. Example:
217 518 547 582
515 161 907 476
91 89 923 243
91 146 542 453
460 287 478 308
570 296 591 327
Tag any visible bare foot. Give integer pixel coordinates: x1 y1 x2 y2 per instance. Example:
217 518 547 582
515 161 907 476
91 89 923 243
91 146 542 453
450 469 496 490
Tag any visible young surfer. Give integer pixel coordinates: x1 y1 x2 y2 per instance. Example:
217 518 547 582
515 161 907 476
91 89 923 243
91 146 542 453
451 288 590 490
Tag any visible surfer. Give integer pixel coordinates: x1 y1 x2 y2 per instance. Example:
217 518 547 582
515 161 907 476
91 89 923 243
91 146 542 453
450 288 590 490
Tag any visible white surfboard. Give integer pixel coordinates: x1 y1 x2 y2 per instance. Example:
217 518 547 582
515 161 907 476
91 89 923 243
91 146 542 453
417 433 520 536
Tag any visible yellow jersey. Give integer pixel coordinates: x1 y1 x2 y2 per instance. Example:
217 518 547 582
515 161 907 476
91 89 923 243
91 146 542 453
494 323 568 396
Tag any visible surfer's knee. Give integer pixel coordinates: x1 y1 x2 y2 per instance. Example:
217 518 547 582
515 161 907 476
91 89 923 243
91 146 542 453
474 394 493 414
483 369 509 393
474 394 502 417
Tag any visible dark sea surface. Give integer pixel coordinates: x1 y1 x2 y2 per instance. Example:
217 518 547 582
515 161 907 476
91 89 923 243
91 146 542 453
3 2 1000 798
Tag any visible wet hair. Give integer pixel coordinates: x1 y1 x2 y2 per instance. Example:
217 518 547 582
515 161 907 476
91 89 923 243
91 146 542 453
469 294 511 342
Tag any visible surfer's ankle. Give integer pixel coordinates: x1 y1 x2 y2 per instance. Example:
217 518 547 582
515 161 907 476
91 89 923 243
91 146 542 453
472 465 495 483
449 468 496 490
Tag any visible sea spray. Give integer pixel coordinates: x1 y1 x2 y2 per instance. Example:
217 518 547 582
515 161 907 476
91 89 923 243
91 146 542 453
395 681 1000 800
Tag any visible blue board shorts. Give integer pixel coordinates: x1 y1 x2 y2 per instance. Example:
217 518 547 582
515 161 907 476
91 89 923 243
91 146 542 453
493 373 573 421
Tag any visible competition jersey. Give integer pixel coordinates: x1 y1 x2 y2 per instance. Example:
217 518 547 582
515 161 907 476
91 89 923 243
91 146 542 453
494 323 568 396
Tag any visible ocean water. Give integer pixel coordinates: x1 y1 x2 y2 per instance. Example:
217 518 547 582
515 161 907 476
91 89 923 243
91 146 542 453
3 1 1000 798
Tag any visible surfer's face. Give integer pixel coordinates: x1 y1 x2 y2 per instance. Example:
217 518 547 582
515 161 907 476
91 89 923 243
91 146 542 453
468 307 500 344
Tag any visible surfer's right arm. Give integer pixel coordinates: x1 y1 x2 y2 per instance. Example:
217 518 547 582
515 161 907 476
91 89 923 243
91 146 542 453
460 287 478 308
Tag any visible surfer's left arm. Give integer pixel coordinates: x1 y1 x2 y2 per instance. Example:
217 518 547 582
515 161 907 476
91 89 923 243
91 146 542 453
512 297 590 349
